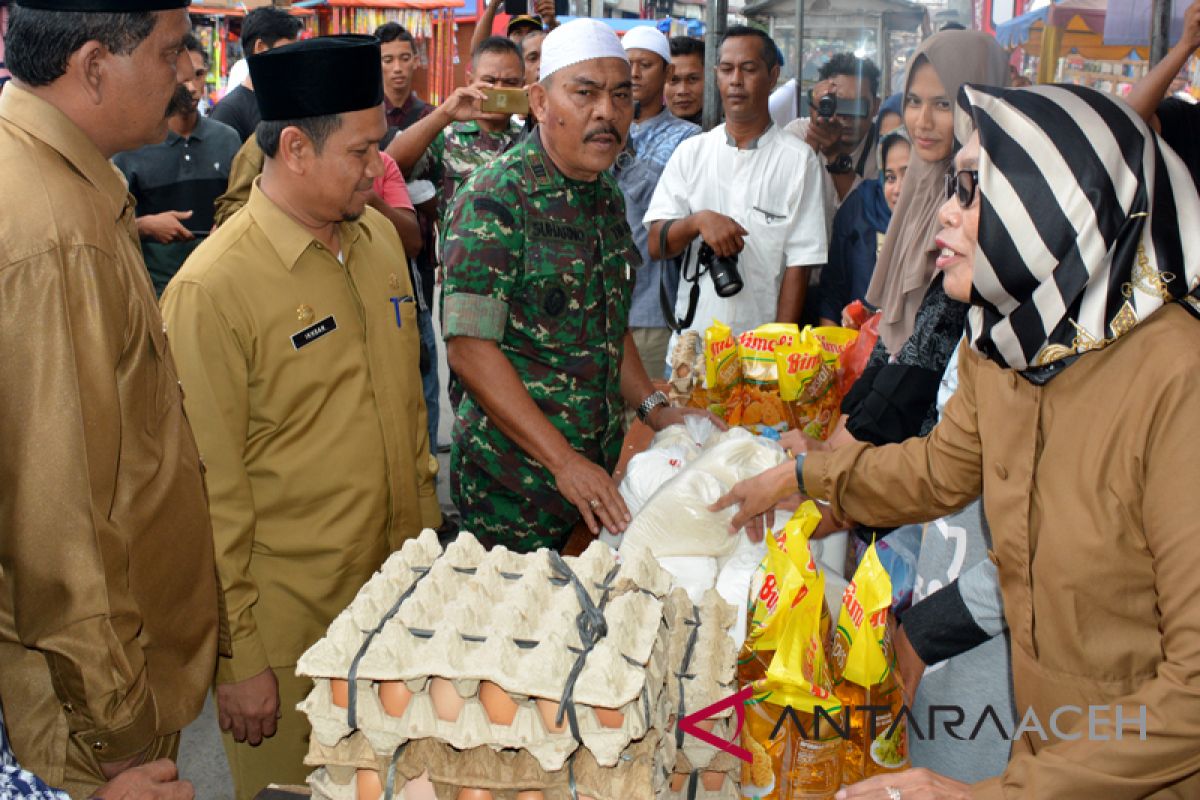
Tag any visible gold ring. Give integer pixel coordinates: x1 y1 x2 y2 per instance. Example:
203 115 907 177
588 499 599 508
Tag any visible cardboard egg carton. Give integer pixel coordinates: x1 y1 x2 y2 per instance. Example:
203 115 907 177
298 529 444 682
301 534 737 795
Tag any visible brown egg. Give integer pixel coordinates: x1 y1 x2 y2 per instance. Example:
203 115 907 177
356 768 382 800
593 706 624 728
429 677 465 723
456 790 493 800
330 678 349 708
701 771 725 792
378 680 412 718
668 773 687 792
535 698 568 733
478 681 519 726
515 792 545 800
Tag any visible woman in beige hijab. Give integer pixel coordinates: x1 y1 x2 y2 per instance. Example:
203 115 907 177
869 31 1008 354
838 30 1009 447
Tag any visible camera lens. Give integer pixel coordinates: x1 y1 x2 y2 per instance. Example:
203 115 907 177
709 255 743 298
818 92 838 120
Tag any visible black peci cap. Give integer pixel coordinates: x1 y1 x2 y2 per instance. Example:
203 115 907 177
15 0 189 9
249 35 384 122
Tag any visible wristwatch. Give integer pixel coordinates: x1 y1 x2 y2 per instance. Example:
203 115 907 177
636 390 670 423
825 154 854 175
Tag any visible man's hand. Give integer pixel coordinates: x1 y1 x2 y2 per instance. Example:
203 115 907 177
805 79 843 156
834 768 971 799
645 405 727 433
1180 0 1200 55
533 0 556 27
137 211 195 244
437 85 491 123
552 452 630 535
694 210 749 258
216 667 279 746
93 759 195 800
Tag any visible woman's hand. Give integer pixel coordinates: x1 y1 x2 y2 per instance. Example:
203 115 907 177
710 462 798 540
835 768 971 799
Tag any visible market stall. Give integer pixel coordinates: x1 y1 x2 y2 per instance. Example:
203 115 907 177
188 4 317 104
297 0 465 106
994 0 1148 87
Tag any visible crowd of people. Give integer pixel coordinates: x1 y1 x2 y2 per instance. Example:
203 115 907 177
1 0 1199 797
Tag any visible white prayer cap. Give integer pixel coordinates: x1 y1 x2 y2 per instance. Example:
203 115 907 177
539 18 629 82
622 26 671 64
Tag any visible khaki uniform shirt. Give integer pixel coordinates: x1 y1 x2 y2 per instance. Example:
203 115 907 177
0 86 222 775
162 181 441 684
212 133 263 228
806 305 1200 798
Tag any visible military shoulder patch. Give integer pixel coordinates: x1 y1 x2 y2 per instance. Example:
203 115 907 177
472 196 516 229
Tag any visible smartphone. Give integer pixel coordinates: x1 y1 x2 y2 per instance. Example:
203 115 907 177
481 87 530 116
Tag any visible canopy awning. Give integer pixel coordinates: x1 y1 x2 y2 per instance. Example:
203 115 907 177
190 3 315 15
994 0 1147 63
295 0 465 10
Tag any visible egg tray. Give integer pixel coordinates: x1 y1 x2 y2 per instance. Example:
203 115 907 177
300 618 674 772
310 732 671 800
660 590 740 774
299 536 681 770
298 529 445 682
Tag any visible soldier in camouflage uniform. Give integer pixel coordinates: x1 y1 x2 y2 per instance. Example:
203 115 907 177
441 19 715 551
385 36 526 225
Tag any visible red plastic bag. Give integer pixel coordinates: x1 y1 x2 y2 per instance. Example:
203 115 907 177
837 311 880 397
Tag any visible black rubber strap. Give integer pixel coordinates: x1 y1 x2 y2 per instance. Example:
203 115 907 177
347 565 431 729
382 741 409 800
548 552 616 743
673 603 702 749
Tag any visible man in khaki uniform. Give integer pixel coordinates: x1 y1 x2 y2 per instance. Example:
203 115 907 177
0 2 223 797
161 36 441 797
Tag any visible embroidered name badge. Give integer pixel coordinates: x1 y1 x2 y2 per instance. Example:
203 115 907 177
291 315 337 349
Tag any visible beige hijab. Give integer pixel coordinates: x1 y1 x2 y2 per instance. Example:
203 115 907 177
866 30 1009 355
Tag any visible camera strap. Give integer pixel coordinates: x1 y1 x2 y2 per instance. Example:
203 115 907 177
657 219 699 334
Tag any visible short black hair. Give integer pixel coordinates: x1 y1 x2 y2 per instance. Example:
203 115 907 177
879 130 910 167
183 31 209 70
941 21 968 31
719 26 780 72
474 35 521 64
5 6 156 87
670 36 704 59
256 115 344 158
241 6 302 55
818 52 881 98
375 22 416 50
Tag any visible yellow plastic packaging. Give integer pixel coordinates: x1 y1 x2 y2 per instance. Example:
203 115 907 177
703 320 742 423
736 323 800 433
775 326 859 441
740 504 843 800
831 543 909 785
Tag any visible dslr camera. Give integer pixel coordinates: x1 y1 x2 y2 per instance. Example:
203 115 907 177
814 91 839 120
697 242 743 298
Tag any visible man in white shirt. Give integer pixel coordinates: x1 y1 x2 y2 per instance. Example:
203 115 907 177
645 26 827 343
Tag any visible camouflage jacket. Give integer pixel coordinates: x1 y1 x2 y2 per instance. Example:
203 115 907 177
430 119 523 223
442 130 640 523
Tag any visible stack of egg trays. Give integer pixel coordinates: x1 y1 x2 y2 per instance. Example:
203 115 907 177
297 534 679 780
657 589 741 800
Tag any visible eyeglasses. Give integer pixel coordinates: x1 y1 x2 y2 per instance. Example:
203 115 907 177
945 168 980 208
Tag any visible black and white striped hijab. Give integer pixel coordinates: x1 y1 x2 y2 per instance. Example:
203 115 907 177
956 83 1200 383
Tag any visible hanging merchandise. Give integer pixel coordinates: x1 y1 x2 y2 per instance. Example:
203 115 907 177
319 3 459 105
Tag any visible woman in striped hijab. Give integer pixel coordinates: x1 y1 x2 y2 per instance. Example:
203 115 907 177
720 84 1200 798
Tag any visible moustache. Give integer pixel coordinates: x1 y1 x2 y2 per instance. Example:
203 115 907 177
165 84 194 118
583 125 621 144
